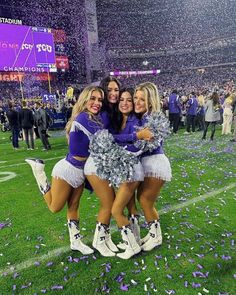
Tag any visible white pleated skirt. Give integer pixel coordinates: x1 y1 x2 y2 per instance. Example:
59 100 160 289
51 158 85 188
141 154 172 181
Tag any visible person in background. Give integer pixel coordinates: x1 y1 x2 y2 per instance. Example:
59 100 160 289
19 100 35 150
230 92 236 142
0 107 7 125
6 102 20 150
168 90 182 134
25 86 105 255
184 92 199 134
66 102 74 122
202 92 221 141
221 95 233 135
196 92 205 131
34 101 51 151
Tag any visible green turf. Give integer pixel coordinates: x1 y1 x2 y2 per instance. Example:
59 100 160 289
0 128 235 294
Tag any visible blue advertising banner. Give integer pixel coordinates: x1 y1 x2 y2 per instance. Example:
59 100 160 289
49 112 67 129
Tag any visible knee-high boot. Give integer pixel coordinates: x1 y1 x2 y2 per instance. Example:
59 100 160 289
68 220 94 254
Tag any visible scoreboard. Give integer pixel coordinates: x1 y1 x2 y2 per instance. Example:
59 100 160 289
0 23 56 72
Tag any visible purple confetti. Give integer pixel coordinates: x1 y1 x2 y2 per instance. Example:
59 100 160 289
13 272 19 279
46 261 53 267
120 283 129 291
0 223 6 229
115 275 124 283
192 282 201 288
221 255 231 260
34 261 40 266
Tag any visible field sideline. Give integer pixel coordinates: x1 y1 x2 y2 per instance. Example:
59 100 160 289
0 128 235 294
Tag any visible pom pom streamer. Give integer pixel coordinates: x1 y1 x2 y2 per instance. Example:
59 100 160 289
89 130 139 187
135 112 170 152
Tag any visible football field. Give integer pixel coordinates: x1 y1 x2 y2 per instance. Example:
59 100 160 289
0 128 235 294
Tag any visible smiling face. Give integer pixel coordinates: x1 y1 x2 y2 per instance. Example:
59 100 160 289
133 90 148 114
119 91 134 115
86 90 103 114
107 81 119 104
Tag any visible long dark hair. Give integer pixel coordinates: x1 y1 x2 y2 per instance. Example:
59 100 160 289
211 92 219 106
99 76 121 130
116 87 135 132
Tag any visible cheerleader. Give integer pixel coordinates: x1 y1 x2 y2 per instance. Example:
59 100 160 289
110 88 153 259
134 82 172 251
25 86 105 255
85 87 153 258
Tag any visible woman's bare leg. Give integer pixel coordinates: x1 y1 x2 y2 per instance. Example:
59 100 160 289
44 177 72 213
86 175 115 224
137 177 164 222
67 184 84 220
112 182 139 227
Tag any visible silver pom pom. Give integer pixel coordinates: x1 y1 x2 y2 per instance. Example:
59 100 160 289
89 130 139 187
135 112 170 152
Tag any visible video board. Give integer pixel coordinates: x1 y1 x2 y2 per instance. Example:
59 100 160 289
0 23 56 72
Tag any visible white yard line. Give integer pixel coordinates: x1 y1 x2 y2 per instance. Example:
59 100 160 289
0 182 235 277
159 182 236 214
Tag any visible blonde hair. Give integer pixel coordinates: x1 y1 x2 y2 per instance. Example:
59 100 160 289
134 82 161 113
225 96 233 105
65 86 104 136
226 92 236 104
197 95 205 107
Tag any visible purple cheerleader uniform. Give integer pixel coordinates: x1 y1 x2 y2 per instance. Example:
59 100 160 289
140 114 172 181
52 112 105 187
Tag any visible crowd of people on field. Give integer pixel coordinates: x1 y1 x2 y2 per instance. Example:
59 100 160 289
0 100 53 150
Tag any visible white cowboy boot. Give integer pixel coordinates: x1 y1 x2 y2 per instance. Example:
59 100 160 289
92 222 116 257
68 220 94 255
104 224 119 252
25 158 50 195
117 215 141 250
116 225 141 259
141 220 162 251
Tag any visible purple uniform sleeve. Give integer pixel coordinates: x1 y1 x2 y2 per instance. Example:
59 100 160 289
67 112 104 158
112 114 139 143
